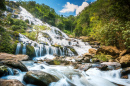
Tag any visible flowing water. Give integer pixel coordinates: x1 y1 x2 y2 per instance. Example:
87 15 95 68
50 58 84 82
1 5 130 86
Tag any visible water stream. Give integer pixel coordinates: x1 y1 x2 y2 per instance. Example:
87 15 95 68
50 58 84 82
1 5 130 86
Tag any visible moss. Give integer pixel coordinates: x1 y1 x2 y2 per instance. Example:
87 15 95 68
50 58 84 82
93 53 112 62
0 66 8 77
26 45 35 59
52 44 62 48
53 60 61 65
67 47 78 56
42 33 52 41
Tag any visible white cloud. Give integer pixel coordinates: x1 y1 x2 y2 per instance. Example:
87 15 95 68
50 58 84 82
76 2 89 15
60 2 89 15
60 2 78 13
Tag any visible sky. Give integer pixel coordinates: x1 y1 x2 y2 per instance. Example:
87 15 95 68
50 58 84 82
12 0 97 16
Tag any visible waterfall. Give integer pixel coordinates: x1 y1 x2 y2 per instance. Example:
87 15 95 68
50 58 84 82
34 47 39 57
22 43 26 54
15 43 21 55
39 44 43 57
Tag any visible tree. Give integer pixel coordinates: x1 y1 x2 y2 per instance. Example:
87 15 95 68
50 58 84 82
0 0 6 10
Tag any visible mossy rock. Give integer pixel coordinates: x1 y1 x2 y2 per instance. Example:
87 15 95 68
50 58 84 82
52 44 63 48
0 66 8 77
66 46 78 56
26 45 35 59
24 70 59 86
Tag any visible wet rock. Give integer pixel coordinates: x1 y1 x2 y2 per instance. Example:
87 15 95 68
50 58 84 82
121 67 130 78
101 62 121 70
24 70 59 86
0 66 8 77
79 36 89 42
96 64 108 70
83 53 92 58
2 60 28 72
0 79 24 86
89 48 97 55
78 63 92 71
96 46 120 58
92 58 100 63
119 54 130 68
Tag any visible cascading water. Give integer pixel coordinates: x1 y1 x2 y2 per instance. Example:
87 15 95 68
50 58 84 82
3 4 130 86
15 43 21 54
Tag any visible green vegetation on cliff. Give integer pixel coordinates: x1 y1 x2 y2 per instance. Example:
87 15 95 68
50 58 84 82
73 0 130 49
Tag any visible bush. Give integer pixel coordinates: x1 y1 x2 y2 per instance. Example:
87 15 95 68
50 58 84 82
99 20 130 49
93 53 112 62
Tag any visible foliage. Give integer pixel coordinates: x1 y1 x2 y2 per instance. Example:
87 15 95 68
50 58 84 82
22 32 36 41
93 53 112 62
0 27 17 54
99 21 130 49
0 0 6 10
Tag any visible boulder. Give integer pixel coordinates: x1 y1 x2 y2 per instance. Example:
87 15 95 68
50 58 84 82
0 53 28 72
24 70 59 86
83 53 92 58
0 66 8 77
1 60 28 72
121 67 130 76
96 64 108 70
89 48 97 55
119 54 130 68
0 79 24 86
121 67 130 79
78 63 92 71
101 62 121 70
120 49 130 56
96 46 120 58
0 53 29 61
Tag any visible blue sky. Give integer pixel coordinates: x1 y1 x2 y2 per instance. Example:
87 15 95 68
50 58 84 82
12 0 96 16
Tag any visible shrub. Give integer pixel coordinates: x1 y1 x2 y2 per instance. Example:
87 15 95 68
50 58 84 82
94 53 112 62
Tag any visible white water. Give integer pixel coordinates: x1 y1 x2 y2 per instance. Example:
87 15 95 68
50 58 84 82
2 62 130 86
2 5 130 86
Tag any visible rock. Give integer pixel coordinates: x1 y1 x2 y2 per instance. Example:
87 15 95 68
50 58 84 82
119 54 130 68
89 48 97 55
92 58 100 63
120 49 130 56
78 63 92 71
0 79 24 86
83 53 92 58
79 36 89 42
121 75 128 79
91 45 99 48
82 57 90 63
0 66 8 77
96 46 120 58
24 70 59 86
121 67 130 77
0 53 29 61
101 62 121 67
0 53 28 72
96 64 108 70
1 60 28 72
101 62 121 70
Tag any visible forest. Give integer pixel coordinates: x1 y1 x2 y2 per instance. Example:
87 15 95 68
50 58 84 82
18 0 130 50
0 0 130 54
